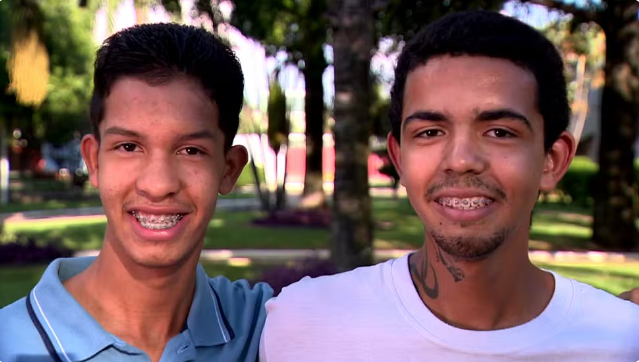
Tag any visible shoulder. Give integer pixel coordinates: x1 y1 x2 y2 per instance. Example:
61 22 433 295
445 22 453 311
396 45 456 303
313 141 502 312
259 261 391 361
572 276 639 322
263 260 390 330
209 275 274 309
562 275 639 348
208 276 274 340
0 297 30 329
272 260 389 306
0 297 47 361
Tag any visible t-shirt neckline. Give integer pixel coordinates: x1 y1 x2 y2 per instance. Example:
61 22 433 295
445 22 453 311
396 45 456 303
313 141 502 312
389 252 578 354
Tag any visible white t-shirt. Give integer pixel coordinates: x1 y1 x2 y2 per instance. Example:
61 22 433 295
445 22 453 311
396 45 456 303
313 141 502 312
259 253 639 361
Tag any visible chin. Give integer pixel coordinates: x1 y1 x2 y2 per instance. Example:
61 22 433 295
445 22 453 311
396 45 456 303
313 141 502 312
429 228 508 261
122 244 197 269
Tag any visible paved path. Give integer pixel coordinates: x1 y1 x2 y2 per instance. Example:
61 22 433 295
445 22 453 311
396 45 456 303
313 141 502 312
0 197 265 223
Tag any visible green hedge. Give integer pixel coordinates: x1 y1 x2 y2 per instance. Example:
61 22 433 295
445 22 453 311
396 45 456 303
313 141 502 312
235 164 264 187
555 156 639 206
555 156 598 206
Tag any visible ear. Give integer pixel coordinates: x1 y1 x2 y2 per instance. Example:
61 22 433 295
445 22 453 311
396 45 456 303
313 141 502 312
81 134 100 189
387 132 404 185
540 130 576 192
219 145 249 195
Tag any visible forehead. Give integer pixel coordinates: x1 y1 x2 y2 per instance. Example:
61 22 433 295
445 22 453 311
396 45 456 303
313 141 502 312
402 55 540 121
101 76 220 136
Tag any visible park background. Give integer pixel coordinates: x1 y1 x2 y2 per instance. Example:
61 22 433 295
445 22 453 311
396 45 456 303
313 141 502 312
1 0 639 307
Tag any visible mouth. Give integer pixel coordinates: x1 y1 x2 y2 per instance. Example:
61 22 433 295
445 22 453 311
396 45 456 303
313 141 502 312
436 197 494 210
129 211 186 230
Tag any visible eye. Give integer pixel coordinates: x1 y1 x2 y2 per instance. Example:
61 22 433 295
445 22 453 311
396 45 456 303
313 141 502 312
178 147 203 156
116 143 139 152
486 129 515 138
418 129 444 138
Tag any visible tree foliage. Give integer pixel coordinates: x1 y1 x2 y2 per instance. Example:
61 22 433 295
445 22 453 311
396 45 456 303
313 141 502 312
35 1 96 145
267 74 289 153
523 0 639 251
376 0 506 41
227 0 329 202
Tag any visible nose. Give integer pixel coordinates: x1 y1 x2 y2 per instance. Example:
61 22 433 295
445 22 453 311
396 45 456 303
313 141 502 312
441 131 488 175
135 153 181 201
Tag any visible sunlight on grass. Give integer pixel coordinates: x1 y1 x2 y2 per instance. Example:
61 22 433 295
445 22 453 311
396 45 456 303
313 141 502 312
530 222 592 238
537 262 639 295
209 218 225 227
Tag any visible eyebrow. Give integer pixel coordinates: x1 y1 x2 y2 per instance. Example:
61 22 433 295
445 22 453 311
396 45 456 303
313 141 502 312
177 130 217 142
402 108 532 131
102 126 217 142
476 109 532 130
103 126 142 139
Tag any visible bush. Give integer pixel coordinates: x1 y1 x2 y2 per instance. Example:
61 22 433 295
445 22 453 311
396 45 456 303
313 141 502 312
235 165 262 188
554 157 639 207
0 235 73 265
556 156 598 206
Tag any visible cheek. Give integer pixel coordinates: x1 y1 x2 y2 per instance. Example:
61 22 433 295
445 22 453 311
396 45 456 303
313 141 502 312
493 152 544 198
180 164 222 199
401 148 439 187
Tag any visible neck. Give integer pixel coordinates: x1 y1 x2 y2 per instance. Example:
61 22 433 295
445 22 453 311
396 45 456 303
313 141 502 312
64 241 198 361
409 228 554 331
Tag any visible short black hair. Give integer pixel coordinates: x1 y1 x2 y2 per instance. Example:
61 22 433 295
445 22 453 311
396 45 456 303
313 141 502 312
90 23 244 150
389 10 568 151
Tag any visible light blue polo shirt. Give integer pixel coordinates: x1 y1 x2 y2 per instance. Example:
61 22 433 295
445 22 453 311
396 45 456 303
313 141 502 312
0 257 273 362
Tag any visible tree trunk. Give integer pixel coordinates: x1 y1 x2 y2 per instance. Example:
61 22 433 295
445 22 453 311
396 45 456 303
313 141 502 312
330 0 374 271
276 143 288 210
301 51 327 208
592 1 639 251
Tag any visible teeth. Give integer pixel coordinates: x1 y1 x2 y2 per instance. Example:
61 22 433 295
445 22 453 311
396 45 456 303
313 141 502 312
132 211 184 230
438 197 493 210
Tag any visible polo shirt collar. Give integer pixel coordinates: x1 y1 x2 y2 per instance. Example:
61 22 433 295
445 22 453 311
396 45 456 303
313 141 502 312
28 257 234 361
29 257 119 362
186 263 235 347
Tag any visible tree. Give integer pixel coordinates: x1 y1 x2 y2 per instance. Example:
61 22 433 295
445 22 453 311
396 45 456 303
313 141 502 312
524 0 639 251
0 0 48 202
267 71 290 211
34 1 97 146
133 0 182 24
224 0 329 207
376 0 504 39
328 0 375 271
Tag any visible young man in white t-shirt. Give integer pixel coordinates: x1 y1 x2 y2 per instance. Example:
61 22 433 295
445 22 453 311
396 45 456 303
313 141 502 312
259 10 639 362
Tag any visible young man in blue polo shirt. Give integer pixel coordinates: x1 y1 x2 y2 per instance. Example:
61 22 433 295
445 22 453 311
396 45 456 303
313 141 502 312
0 23 272 362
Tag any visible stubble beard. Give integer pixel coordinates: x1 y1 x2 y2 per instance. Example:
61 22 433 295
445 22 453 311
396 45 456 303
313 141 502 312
428 226 511 261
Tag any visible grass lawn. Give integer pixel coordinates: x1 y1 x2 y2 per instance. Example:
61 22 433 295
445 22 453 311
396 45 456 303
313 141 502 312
1 261 637 309
3 198 599 251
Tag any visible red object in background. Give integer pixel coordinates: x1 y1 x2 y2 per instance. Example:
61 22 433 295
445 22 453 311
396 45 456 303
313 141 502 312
284 145 390 183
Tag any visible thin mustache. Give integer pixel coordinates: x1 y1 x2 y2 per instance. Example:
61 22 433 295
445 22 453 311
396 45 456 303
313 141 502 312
426 177 507 201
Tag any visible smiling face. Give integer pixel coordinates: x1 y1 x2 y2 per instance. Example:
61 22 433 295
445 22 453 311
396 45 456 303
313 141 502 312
81 77 247 268
388 55 574 260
